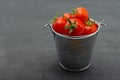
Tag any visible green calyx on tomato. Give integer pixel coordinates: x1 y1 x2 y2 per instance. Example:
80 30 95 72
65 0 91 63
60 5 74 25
86 18 95 26
64 18 85 36
50 16 58 22
51 13 60 22
82 19 97 35
65 19 76 33
71 8 76 14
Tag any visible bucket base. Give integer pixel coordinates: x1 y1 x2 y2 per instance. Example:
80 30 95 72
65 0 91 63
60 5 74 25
59 62 91 72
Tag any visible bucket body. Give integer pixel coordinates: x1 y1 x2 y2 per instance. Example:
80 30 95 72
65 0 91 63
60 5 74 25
51 19 100 72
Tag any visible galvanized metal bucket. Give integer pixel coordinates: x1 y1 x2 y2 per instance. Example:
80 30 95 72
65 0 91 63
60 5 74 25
44 18 106 72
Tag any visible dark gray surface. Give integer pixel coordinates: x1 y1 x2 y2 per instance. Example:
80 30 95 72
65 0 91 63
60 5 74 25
0 0 120 80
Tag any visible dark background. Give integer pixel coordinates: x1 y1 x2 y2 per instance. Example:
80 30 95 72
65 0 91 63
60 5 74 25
0 0 120 80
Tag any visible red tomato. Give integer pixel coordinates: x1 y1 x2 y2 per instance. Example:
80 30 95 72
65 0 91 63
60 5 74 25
74 7 89 23
65 18 85 36
52 17 67 34
63 13 74 19
82 20 97 35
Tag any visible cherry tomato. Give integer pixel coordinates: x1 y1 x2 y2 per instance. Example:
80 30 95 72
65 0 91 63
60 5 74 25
74 7 89 23
82 20 97 35
65 18 85 36
63 13 74 19
52 17 67 34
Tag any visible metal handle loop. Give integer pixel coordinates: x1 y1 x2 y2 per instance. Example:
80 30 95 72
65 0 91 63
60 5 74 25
44 23 51 28
98 17 107 27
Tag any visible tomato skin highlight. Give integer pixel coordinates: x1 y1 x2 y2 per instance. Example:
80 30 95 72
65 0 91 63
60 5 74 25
52 17 68 35
63 13 75 19
74 7 89 23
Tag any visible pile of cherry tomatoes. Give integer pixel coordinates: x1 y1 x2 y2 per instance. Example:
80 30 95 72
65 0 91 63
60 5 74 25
52 7 98 36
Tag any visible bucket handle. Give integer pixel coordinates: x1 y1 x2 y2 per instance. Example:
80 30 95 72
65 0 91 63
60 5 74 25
44 23 51 28
98 17 107 27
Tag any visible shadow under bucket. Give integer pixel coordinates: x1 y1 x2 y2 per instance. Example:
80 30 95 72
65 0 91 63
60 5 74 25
50 19 101 72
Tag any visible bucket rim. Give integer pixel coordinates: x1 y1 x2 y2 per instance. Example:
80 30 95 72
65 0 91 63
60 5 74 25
51 18 100 39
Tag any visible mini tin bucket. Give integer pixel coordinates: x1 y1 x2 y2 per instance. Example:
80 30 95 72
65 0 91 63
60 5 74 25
44 18 106 72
